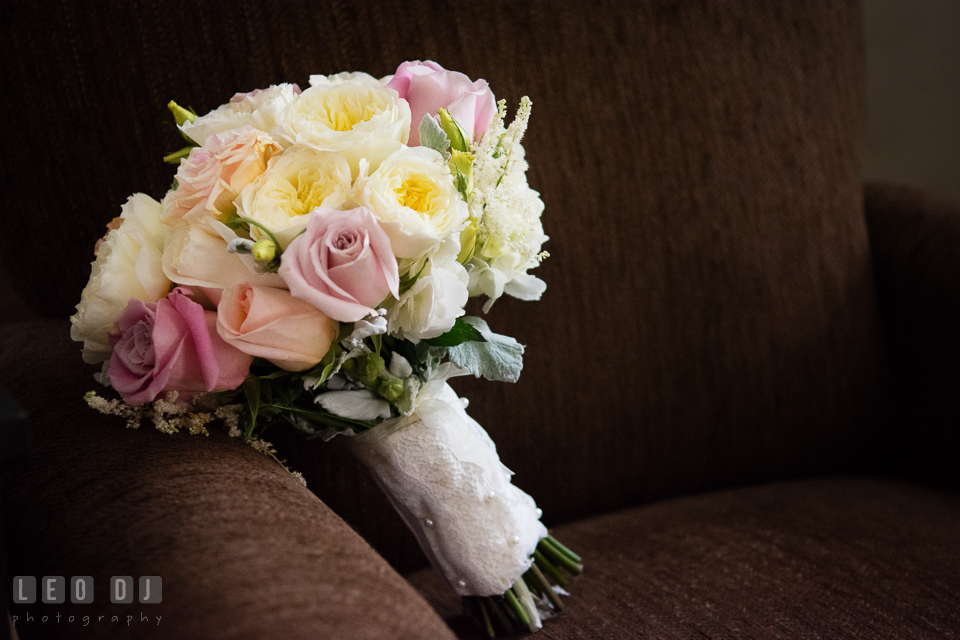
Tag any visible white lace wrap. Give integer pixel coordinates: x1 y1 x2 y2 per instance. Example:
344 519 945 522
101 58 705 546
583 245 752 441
346 383 547 596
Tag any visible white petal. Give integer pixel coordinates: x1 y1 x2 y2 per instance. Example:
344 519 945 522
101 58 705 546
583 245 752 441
503 272 546 301
315 390 392 420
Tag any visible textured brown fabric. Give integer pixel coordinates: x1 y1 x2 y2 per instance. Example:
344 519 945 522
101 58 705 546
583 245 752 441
865 182 960 492
0 0 897 574
409 477 960 639
0 320 456 640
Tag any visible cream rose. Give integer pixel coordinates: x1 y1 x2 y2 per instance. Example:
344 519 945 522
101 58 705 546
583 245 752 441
161 219 284 290
235 145 354 248
355 146 468 259
71 194 171 364
180 84 300 146
164 126 281 225
279 74 410 176
217 284 338 372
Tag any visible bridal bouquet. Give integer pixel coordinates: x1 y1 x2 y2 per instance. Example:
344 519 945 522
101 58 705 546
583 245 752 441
70 61 581 636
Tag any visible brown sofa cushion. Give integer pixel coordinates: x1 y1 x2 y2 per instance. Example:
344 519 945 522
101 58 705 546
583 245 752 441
409 477 960 639
1 319 456 640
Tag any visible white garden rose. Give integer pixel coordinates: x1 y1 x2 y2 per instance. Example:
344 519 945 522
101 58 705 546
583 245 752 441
356 146 468 259
235 145 354 248
181 84 300 146
279 74 410 176
70 194 171 364
307 71 383 87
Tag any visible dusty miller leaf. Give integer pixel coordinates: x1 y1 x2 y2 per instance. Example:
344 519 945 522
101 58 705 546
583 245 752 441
418 114 451 160
447 317 524 383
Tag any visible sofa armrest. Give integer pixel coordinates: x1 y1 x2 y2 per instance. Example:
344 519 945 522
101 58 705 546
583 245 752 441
1 319 456 640
864 181 960 492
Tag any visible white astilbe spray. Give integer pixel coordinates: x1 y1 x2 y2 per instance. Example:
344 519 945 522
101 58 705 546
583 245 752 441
85 390 212 434
467 97 548 310
85 391 306 486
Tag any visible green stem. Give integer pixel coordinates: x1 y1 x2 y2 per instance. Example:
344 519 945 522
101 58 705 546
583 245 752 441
526 565 564 611
485 596 513 634
539 536 583 575
466 598 496 639
504 588 529 626
476 599 496 639
227 216 283 250
163 145 194 164
512 577 541 632
534 549 568 588
522 572 544 598
546 534 583 564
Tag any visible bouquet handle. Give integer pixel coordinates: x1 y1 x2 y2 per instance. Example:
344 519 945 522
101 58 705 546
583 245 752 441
344 384 547 598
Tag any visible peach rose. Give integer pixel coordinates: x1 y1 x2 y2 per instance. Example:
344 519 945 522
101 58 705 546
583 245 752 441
164 125 281 225
216 284 339 372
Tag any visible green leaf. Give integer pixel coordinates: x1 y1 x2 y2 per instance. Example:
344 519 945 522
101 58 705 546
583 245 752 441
423 317 487 347
438 108 471 153
163 145 194 165
447 317 524 383
301 343 343 390
168 100 199 127
418 114 451 160
398 261 428 295
449 149 474 200
277 405 377 440
241 377 262 437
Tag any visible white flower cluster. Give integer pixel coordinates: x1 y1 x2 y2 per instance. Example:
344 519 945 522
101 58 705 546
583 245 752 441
467 97 548 311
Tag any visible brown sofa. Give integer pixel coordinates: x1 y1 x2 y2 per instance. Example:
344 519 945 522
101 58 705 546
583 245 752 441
2 1 959 638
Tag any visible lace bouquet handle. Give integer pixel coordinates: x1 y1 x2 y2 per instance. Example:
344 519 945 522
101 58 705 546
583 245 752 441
72 61 580 636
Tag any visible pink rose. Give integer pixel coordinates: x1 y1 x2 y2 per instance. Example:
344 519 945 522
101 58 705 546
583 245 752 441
217 284 339 372
278 207 400 322
386 61 496 147
108 287 252 405
164 125 281 225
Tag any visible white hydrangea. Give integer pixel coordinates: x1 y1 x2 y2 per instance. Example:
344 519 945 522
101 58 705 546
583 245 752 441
388 237 469 342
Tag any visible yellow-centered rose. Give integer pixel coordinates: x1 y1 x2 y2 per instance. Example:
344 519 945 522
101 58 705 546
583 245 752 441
355 146 468 259
280 73 410 177
235 145 354 248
